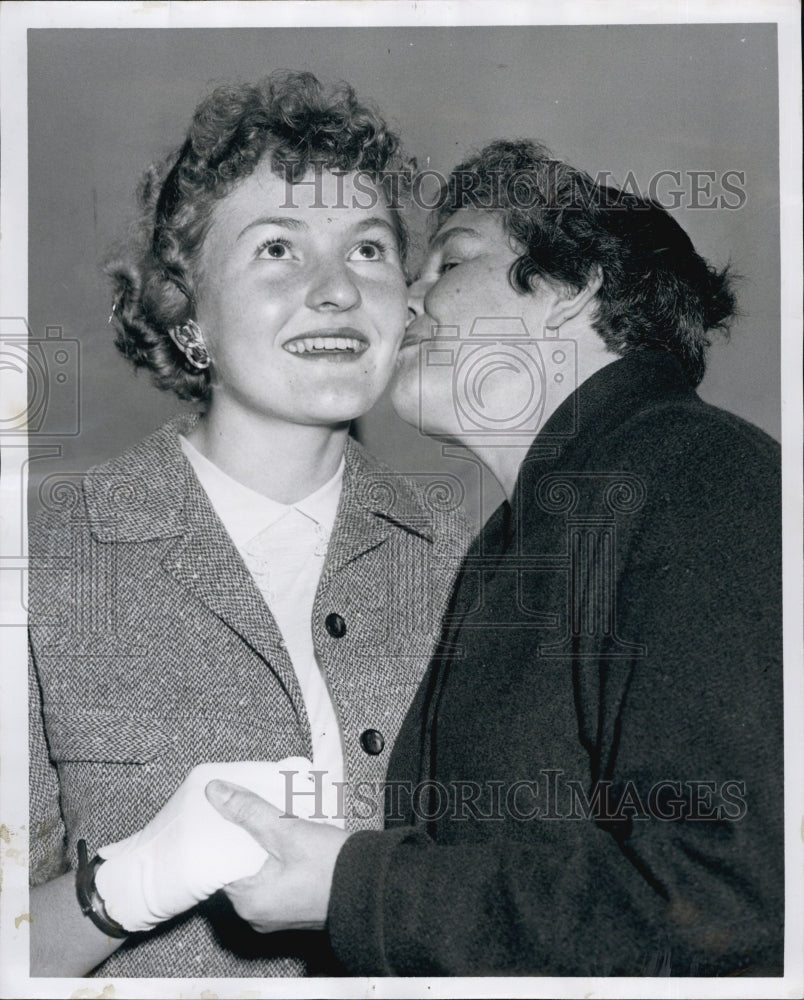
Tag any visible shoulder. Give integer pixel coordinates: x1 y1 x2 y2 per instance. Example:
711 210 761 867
596 394 780 499
85 413 195 483
592 397 781 570
30 416 193 545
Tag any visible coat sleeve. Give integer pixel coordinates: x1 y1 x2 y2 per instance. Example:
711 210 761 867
326 414 784 976
29 638 69 886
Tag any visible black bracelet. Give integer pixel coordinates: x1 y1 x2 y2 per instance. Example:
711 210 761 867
75 839 129 939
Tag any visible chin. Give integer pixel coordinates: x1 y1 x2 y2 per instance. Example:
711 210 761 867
311 391 383 426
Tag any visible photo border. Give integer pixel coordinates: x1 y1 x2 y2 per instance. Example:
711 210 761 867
1 3 801 998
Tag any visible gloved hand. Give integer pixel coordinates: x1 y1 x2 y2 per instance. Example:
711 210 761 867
94 758 330 932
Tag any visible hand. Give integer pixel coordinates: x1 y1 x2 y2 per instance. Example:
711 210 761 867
94 758 319 932
206 779 351 934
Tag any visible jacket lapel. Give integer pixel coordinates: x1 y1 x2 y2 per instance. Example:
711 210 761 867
83 418 308 726
160 475 309 723
317 437 436 595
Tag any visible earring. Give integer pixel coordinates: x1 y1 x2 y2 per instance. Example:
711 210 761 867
169 319 211 370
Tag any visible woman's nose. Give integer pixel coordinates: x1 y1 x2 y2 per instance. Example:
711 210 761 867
406 276 428 323
306 262 361 311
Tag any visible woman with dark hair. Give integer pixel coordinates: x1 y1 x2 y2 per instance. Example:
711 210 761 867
28 71 468 977
207 139 783 977
427 140 736 387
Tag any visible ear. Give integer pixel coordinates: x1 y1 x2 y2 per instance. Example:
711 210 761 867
544 268 603 330
166 325 184 352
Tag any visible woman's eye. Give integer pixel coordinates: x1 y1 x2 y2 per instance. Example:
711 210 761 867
349 240 389 262
256 238 293 260
439 260 460 275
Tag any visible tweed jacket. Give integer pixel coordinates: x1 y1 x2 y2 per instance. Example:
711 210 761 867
329 351 784 976
28 416 470 977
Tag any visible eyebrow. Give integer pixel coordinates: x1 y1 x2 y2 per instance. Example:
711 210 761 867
353 217 398 237
237 217 307 241
236 215 397 242
428 226 482 253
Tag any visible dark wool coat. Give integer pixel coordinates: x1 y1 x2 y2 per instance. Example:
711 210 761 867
329 351 784 976
28 417 471 977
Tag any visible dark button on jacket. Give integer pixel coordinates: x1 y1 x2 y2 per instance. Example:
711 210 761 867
325 613 347 638
360 729 385 755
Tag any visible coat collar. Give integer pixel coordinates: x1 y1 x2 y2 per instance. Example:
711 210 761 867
83 415 438 547
82 414 195 542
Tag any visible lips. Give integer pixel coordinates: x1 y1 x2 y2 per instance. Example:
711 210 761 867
400 325 431 350
283 328 369 357
401 314 442 350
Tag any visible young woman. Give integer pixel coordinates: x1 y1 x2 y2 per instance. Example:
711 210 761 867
28 71 468 977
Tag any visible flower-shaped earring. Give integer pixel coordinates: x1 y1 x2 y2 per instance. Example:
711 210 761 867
169 319 211 370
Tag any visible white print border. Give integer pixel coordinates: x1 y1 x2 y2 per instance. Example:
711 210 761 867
0 4 801 1000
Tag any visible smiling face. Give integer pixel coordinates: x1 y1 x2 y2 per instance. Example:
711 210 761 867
392 209 552 439
192 160 407 429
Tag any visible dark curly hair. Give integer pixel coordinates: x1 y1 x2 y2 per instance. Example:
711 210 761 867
106 71 411 402
435 139 736 386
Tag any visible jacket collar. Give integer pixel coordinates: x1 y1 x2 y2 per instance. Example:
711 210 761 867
82 417 443 733
83 414 196 542
84 415 438 546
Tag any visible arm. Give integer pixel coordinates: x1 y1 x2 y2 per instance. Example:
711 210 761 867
208 782 686 975
29 644 128 976
29 759 284 977
30 641 322 977
214 747 774 977
30 874 126 977
28 759 296 978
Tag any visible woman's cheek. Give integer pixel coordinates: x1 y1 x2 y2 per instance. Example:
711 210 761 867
431 283 466 331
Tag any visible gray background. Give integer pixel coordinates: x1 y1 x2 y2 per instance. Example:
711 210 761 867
27 25 780 525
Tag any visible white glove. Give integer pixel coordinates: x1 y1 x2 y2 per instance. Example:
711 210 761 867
94 757 330 932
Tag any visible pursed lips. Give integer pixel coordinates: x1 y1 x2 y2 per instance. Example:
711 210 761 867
400 319 434 350
283 328 369 357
